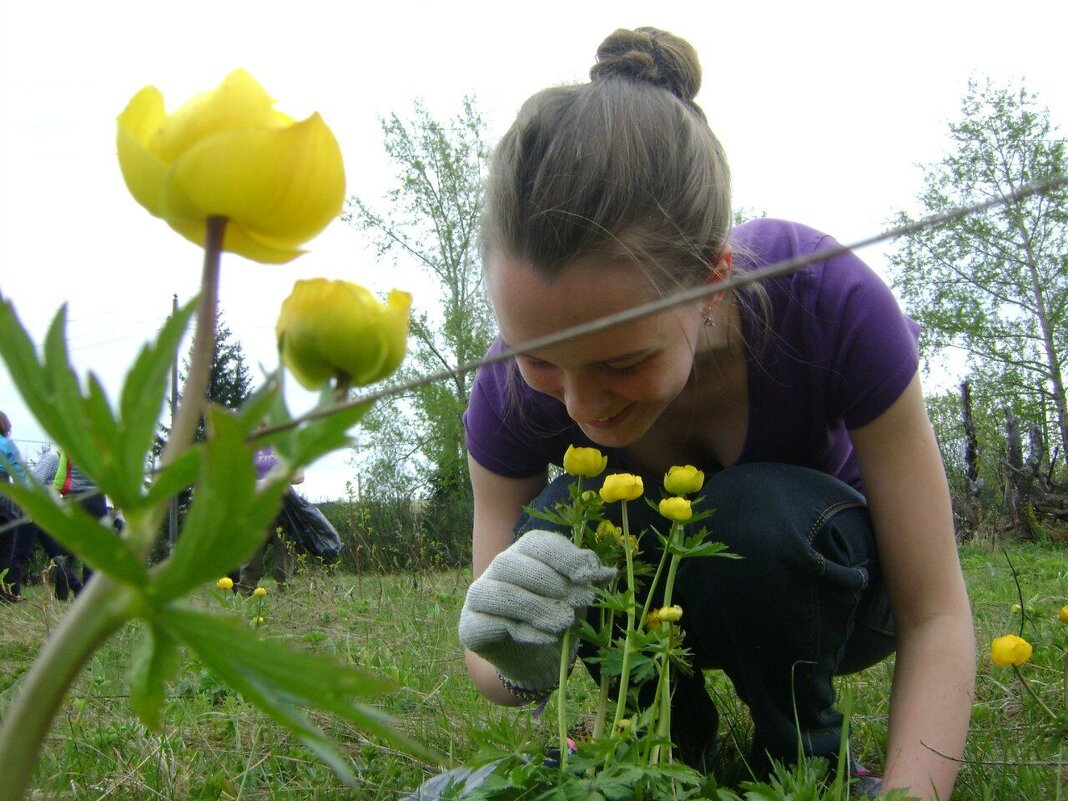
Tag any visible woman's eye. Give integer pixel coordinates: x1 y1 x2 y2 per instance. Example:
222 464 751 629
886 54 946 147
604 359 645 376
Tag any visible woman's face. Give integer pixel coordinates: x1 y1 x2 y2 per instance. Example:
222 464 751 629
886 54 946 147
487 256 707 449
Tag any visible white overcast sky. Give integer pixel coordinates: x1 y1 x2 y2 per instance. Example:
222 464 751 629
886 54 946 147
1 0 1066 501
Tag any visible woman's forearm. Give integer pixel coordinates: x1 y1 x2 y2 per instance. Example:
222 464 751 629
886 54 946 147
881 612 976 800
464 649 527 707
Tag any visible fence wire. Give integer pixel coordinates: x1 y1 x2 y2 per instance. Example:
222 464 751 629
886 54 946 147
1 174 1065 538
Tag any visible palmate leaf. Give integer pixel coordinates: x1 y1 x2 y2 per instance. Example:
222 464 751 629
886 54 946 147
0 481 149 587
159 606 435 784
150 410 285 601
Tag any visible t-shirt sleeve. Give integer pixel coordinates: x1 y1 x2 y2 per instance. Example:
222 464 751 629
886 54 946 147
803 239 920 430
463 344 555 479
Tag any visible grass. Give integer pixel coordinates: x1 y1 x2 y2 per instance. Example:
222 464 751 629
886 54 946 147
1 542 1065 800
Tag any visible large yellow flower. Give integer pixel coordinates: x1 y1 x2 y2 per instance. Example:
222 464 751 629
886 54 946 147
664 465 704 496
599 473 643 503
990 634 1033 667
117 69 345 263
277 279 411 389
563 445 607 478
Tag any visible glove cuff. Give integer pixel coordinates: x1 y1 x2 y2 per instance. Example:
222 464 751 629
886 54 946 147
497 673 553 705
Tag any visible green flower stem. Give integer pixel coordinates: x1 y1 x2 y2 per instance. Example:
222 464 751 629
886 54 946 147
158 216 226 470
611 501 637 732
591 592 617 740
0 575 135 801
557 626 572 772
649 522 684 765
556 476 584 772
1013 664 1058 720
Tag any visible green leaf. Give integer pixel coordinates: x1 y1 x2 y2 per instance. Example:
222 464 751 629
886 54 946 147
41 307 101 478
143 448 200 509
119 299 197 503
159 606 435 783
128 623 181 731
151 410 282 600
0 482 149 588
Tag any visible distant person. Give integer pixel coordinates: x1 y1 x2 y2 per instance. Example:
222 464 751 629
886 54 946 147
5 450 84 600
0 410 31 602
237 437 304 593
51 449 110 586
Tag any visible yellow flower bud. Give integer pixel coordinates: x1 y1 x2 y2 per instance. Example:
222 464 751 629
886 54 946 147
253 587 267 598
117 70 345 263
658 496 693 522
616 718 632 732
256 616 266 624
595 519 622 544
600 473 644 503
563 445 608 477
1059 605 1068 624
990 634 1033 667
625 535 640 553
657 605 683 623
216 577 234 590
644 610 661 630
1010 603 1022 614
664 465 705 496
277 279 411 389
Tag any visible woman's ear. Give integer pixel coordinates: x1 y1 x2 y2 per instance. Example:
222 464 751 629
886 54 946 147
700 251 733 317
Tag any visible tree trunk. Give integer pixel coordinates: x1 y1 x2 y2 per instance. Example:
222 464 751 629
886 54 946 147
1004 408 1036 539
959 381 981 540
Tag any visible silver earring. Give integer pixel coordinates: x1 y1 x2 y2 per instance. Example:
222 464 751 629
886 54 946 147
704 315 716 328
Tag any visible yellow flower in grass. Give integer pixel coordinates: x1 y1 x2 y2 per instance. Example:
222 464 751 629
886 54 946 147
1059 605 1068 624
658 496 693 522
563 445 607 478
253 587 267 598
600 473 643 503
990 634 1033 667
117 69 345 263
664 465 704 496
216 577 233 590
277 279 411 389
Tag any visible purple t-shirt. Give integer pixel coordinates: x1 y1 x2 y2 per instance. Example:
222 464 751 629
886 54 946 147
463 218 919 493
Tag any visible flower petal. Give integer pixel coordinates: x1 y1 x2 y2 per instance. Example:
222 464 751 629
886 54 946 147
116 86 169 216
166 219 304 264
150 69 279 162
160 113 345 249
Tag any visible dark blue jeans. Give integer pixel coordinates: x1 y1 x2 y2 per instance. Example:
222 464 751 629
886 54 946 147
514 463 896 769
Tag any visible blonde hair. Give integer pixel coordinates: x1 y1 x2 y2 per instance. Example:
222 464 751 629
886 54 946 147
481 27 732 293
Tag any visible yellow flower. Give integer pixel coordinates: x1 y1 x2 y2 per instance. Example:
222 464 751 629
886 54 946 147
1059 605 1068 624
990 634 1033 667
657 605 683 623
277 279 411 389
253 587 267 598
581 490 601 504
600 473 643 503
216 576 234 590
255 616 266 624
644 610 661 630
117 69 345 263
1010 603 1022 614
664 465 704 496
595 519 622 544
658 496 693 522
563 445 608 477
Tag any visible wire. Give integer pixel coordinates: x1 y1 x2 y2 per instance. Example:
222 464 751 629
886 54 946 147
263 173 1068 436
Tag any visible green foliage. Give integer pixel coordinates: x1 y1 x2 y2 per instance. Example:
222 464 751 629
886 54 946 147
889 78 1068 464
344 97 496 500
0 291 432 792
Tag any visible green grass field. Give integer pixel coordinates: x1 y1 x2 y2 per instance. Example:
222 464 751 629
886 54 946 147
1 542 1065 800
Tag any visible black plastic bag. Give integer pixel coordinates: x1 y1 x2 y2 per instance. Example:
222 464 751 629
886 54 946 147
276 489 343 562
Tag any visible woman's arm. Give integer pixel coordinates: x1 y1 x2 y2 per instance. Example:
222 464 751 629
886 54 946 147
850 372 975 801
463 455 546 705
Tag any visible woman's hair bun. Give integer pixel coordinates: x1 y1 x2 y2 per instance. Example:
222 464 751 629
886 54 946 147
590 27 701 103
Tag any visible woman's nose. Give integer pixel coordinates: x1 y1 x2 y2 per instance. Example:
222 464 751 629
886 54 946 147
562 371 608 421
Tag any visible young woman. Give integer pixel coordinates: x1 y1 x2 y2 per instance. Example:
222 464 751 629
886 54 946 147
456 27 975 800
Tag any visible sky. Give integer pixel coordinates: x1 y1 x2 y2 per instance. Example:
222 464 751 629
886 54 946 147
1 0 1066 501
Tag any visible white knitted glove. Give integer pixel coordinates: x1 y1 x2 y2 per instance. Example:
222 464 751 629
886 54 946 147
459 530 616 693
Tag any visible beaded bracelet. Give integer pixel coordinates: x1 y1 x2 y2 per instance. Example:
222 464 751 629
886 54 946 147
497 673 553 705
